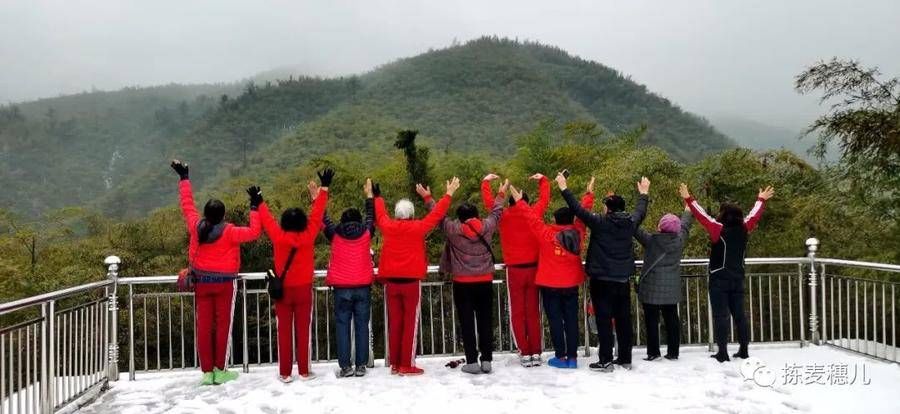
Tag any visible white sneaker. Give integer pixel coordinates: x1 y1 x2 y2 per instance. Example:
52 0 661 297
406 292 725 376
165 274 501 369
278 375 293 384
530 354 543 366
520 355 533 367
299 372 318 381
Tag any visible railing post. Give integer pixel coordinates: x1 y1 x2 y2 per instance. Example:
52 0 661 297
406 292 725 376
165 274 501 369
806 238 820 345
40 300 56 414
241 279 249 374
104 256 121 382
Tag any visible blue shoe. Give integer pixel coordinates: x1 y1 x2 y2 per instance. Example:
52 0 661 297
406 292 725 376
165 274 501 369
567 358 577 369
548 357 568 369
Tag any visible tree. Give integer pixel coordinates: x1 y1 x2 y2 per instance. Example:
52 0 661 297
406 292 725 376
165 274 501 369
795 58 900 220
394 129 432 194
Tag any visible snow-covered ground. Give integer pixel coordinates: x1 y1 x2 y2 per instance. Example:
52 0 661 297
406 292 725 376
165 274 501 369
79 344 900 414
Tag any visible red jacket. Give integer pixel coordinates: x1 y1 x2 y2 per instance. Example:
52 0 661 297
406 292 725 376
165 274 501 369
520 192 594 288
178 180 261 274
259 191 328 287
374 194 451 280
481 177 550 266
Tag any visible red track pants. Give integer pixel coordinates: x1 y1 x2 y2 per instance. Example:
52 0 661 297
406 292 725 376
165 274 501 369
275 285 313 377
195 281 237 373
385 281 421 369
507 266 543 356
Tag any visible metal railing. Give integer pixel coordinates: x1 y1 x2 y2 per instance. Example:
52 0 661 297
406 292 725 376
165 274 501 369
0 258 119 414
1 240 898 413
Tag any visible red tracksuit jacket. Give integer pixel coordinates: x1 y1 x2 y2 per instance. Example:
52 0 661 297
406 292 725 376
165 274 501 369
179 180 261 272
258 191 328 287
374 195 451 279
519 192 594 288
481 177 550 266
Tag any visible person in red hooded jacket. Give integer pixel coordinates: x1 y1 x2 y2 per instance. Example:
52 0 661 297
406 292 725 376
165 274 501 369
257 169 331 382
511 175 594 370
373 176 459 376
171 160 262 386
481 173 550 367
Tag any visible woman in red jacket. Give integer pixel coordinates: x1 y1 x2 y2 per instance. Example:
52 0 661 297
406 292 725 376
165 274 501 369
481 173 550 367
511 176 593 369
171 160 262 386
373 177 459 376
258 169 332 382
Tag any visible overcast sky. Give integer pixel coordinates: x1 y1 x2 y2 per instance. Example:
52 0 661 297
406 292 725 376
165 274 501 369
2 0 898 128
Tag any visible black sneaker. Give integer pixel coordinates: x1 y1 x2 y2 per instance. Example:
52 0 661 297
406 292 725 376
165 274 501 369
663 354 679 360
710 352 730 363
613 359 632 370
354 366 367 377
643 355 661 362
338 366 355 377
732 350 749 359
589 361 614 372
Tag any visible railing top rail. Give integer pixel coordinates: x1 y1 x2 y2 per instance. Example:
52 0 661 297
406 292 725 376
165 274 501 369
818 258 900 273
0 278 113 316
116 257 811 285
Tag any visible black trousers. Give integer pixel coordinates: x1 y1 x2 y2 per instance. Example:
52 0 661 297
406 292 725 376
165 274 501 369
453 281 494 364
708 277 749 354
541 286 580 359
591 280 633 364
642 303 680 358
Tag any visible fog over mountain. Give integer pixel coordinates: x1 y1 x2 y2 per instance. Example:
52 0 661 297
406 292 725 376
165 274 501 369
2 0 899 130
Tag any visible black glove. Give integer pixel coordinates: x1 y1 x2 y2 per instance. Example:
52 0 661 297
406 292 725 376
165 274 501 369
372 183 381 197
247 186 263 210
317 168 335 187
170 161 189 180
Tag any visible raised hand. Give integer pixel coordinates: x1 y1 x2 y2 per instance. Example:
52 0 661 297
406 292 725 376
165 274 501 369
445 177 461 196
586 176 596 194
483 173 500 181
678 183 691 199
170 160 189 180
509 185 524 202
498 178 510 194
554 171 568 190
307 181 320 200
247 185 263 208
758 185 775 200
317 168 335 188
364 178 374 198
415 183 432 198
529 173 545 181
637 176 650 195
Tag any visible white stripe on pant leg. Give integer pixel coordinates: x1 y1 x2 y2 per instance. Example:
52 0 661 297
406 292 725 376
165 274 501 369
308 286 314 373
410 282 422 366
506 269 521 353
223 280 238 369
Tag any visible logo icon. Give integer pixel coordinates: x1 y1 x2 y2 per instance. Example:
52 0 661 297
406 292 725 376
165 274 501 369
740 357 776 387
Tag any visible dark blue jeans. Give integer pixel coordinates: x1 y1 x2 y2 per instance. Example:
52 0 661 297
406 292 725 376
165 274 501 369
541 286 580 359
334 286 371 368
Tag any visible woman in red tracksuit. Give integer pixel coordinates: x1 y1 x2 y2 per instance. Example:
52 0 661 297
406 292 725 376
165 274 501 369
258 169 331 382
511 180 593 369
372 177 459 376
171 160 261 386
481 173 550 367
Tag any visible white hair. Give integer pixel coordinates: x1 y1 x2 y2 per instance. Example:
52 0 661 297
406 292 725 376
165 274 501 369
394 199 415 219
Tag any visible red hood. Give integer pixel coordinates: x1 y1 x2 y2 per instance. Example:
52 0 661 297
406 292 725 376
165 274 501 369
461 218 484 239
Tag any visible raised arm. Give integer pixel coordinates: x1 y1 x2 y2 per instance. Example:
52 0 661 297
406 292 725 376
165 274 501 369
680 183 721 241
322 211 337 241
533 174 551 216
679 208 694 239
420 177 459 231
302 189 329 242
364 197 375 235
257 201 284 243
480 174 499 211
634 228 652 247
744 186 773 233
172 160 200 230
575 191 595 234
631 176 651 227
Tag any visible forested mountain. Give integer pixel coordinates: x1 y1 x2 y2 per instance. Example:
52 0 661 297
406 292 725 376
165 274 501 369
0 37 734 218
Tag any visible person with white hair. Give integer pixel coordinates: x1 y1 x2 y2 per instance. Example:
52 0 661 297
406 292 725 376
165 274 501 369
371 177 461 376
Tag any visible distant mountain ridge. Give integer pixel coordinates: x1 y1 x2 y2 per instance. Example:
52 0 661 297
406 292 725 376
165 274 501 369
0 36 736 217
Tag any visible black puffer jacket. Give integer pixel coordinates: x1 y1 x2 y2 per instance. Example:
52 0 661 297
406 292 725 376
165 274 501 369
561 189 649 283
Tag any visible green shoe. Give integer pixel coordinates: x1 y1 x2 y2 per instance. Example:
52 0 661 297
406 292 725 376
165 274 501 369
213 368 239 384
200 372 215 386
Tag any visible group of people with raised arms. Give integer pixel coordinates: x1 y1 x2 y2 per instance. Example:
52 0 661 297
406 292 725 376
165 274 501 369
169 159 774 385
